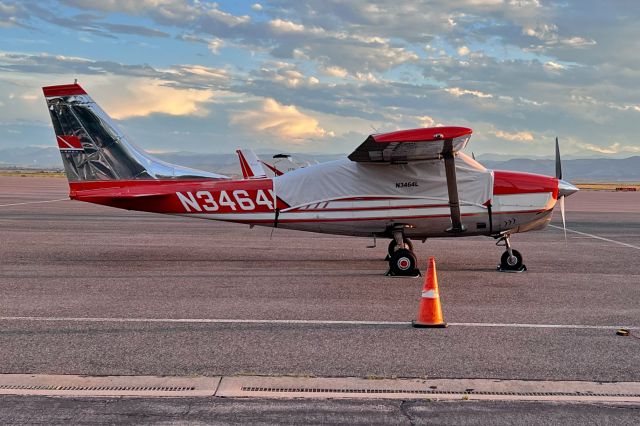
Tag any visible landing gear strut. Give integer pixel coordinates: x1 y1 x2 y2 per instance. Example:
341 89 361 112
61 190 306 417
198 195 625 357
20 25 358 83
386 238 413 259
386 228 420 277
496 234 526 272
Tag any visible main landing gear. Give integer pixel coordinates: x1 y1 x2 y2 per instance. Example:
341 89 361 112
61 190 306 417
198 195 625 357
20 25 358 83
496 234 526 272
386 228 420 277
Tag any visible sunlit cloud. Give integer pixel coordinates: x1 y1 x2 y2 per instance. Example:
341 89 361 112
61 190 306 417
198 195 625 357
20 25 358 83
445 87 493 98
231 98 333 141
457 45 470 56
93 78 215 119
543 61 565 72
492 130 535 142
577 142 640 154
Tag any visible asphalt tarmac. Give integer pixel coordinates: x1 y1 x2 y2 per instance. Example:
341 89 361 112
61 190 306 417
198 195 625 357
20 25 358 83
1 176 639 423
3 396 640 425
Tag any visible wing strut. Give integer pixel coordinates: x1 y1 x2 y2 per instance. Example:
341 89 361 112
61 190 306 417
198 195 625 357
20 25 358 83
443 139 466 233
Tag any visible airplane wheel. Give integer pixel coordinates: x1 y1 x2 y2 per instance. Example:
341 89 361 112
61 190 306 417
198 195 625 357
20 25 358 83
387 238 414 257
500 249 523 271
389 248 417 276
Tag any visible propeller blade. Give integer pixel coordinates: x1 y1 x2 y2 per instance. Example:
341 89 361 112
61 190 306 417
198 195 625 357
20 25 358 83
560 195 567 244
555 137 562 180
472 151 476 160
555 137 568 244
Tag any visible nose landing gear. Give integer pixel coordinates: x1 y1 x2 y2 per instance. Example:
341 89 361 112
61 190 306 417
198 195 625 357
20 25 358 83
386 237 414 260
386 227 420 277
496 234 527 272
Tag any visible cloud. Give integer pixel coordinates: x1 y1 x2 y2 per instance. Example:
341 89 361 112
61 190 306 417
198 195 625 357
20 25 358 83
84 77 216 119
523 23 596 50
543 61 565 73
207 38 223 54
321 66 348 78
0 51 230 91
60 0 418 74
416 115 435 127
0 51 229 125
577 142 640 154
0 1 32 29
252 61 321 88
100 22 170 38
230 98 332 141
492 130 534 142
457 45 470 56
445 87 493 98
62 0 251 28
60 0 177 14
269 18 307 33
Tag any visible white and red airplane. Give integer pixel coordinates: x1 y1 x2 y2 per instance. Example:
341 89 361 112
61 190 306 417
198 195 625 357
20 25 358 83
43 83 578 276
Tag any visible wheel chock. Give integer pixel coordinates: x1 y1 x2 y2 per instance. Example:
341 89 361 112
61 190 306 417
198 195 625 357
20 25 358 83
496 264 527 273
385 268 421 278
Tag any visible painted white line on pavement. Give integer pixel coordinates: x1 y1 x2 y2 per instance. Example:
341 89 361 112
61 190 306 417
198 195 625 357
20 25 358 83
0 317 405 326
0 316 637 330
0 198 69 207
449 322 639 330
549 224 640 250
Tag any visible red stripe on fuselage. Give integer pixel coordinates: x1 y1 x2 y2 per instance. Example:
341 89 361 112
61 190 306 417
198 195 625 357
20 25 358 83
493 170 558 199
296 203 451 213
69 178 289 213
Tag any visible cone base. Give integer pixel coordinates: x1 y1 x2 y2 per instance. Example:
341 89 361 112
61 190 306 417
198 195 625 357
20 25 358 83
412 320 447 328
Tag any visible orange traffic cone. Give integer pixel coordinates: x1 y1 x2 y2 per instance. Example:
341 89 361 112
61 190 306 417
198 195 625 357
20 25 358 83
412 256 447 328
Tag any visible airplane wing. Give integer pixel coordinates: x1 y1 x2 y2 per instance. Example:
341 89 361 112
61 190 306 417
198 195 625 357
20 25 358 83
348 127 472 163
348 126 474 233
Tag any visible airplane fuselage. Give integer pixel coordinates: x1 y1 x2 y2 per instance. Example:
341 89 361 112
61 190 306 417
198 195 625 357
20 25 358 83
68 166 559 239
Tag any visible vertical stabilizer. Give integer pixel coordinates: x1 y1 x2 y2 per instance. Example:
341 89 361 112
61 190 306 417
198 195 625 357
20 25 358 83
236 148 267 179
43 83 227 182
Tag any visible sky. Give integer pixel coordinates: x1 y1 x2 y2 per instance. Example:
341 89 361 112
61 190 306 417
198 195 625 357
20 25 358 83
1 0 640 158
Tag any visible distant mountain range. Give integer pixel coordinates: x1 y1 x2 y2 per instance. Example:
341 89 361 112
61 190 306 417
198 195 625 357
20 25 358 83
479 157 640 182
1 146 639 182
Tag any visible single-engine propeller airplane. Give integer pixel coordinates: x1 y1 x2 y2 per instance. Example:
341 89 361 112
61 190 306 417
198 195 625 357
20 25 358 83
43 83 578 275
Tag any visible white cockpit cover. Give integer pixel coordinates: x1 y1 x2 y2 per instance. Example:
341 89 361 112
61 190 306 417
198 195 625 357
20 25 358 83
274 152 493 209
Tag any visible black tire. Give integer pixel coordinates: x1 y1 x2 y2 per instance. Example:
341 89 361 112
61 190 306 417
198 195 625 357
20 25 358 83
387 238 414 257
389 248 417 276
500 249 523 271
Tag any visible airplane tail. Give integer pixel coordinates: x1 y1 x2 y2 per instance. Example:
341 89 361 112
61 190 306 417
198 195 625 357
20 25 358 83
42 83 226 182
236 148 267 179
